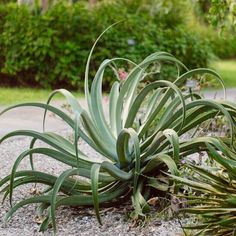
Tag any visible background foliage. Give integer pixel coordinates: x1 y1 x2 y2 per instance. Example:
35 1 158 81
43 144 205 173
0 0 235 90
194 0 236 59
0 0 213 89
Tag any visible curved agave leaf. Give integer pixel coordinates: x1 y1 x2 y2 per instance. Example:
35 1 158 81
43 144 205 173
84 22 123 107
109 81 120 136
116 128 140 170
3 195 54 222
125 80 186 135
131 181 150 219
139 93 202 153
174 68 226 99
1 131 76 155
115 52 187 133
90 57 138 145
56 182 129 207
91 164 102 224
163 129 179 163
51 168 80 232
7 146 98 205
143 153 178 176
1 174 92 203
43 89 117 159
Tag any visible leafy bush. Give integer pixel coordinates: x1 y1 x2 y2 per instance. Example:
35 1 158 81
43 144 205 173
209 33 236 59
192 0 236 60
0 28 235 233
0 1 212 89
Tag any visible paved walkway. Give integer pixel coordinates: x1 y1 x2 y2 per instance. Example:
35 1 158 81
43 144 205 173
0 99 90 137
0 88 235 137
201 88 236 102
0 98 110 137
0 101 67 137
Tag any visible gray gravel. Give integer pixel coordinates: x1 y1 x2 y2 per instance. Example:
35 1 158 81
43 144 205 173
0 130 192 236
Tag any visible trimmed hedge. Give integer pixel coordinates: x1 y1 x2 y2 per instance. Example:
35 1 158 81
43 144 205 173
0 1 212 89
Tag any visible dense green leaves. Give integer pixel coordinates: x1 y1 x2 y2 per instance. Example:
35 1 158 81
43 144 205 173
0 1 212 89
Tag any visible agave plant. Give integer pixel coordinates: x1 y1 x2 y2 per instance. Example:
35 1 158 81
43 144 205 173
1 25 236 234
171 140 236 236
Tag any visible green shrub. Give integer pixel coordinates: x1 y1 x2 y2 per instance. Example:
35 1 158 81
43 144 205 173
210 33 236 59
0 28 235 233
192 0 236 60
0 1 213 89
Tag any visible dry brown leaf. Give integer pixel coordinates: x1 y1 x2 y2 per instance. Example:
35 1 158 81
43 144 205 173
147 197 159 206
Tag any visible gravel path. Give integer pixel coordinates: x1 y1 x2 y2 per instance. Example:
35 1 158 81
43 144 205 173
0 129 190 236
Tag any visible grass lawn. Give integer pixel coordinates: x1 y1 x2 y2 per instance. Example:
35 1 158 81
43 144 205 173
211 59 236 88
0 87 83 105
